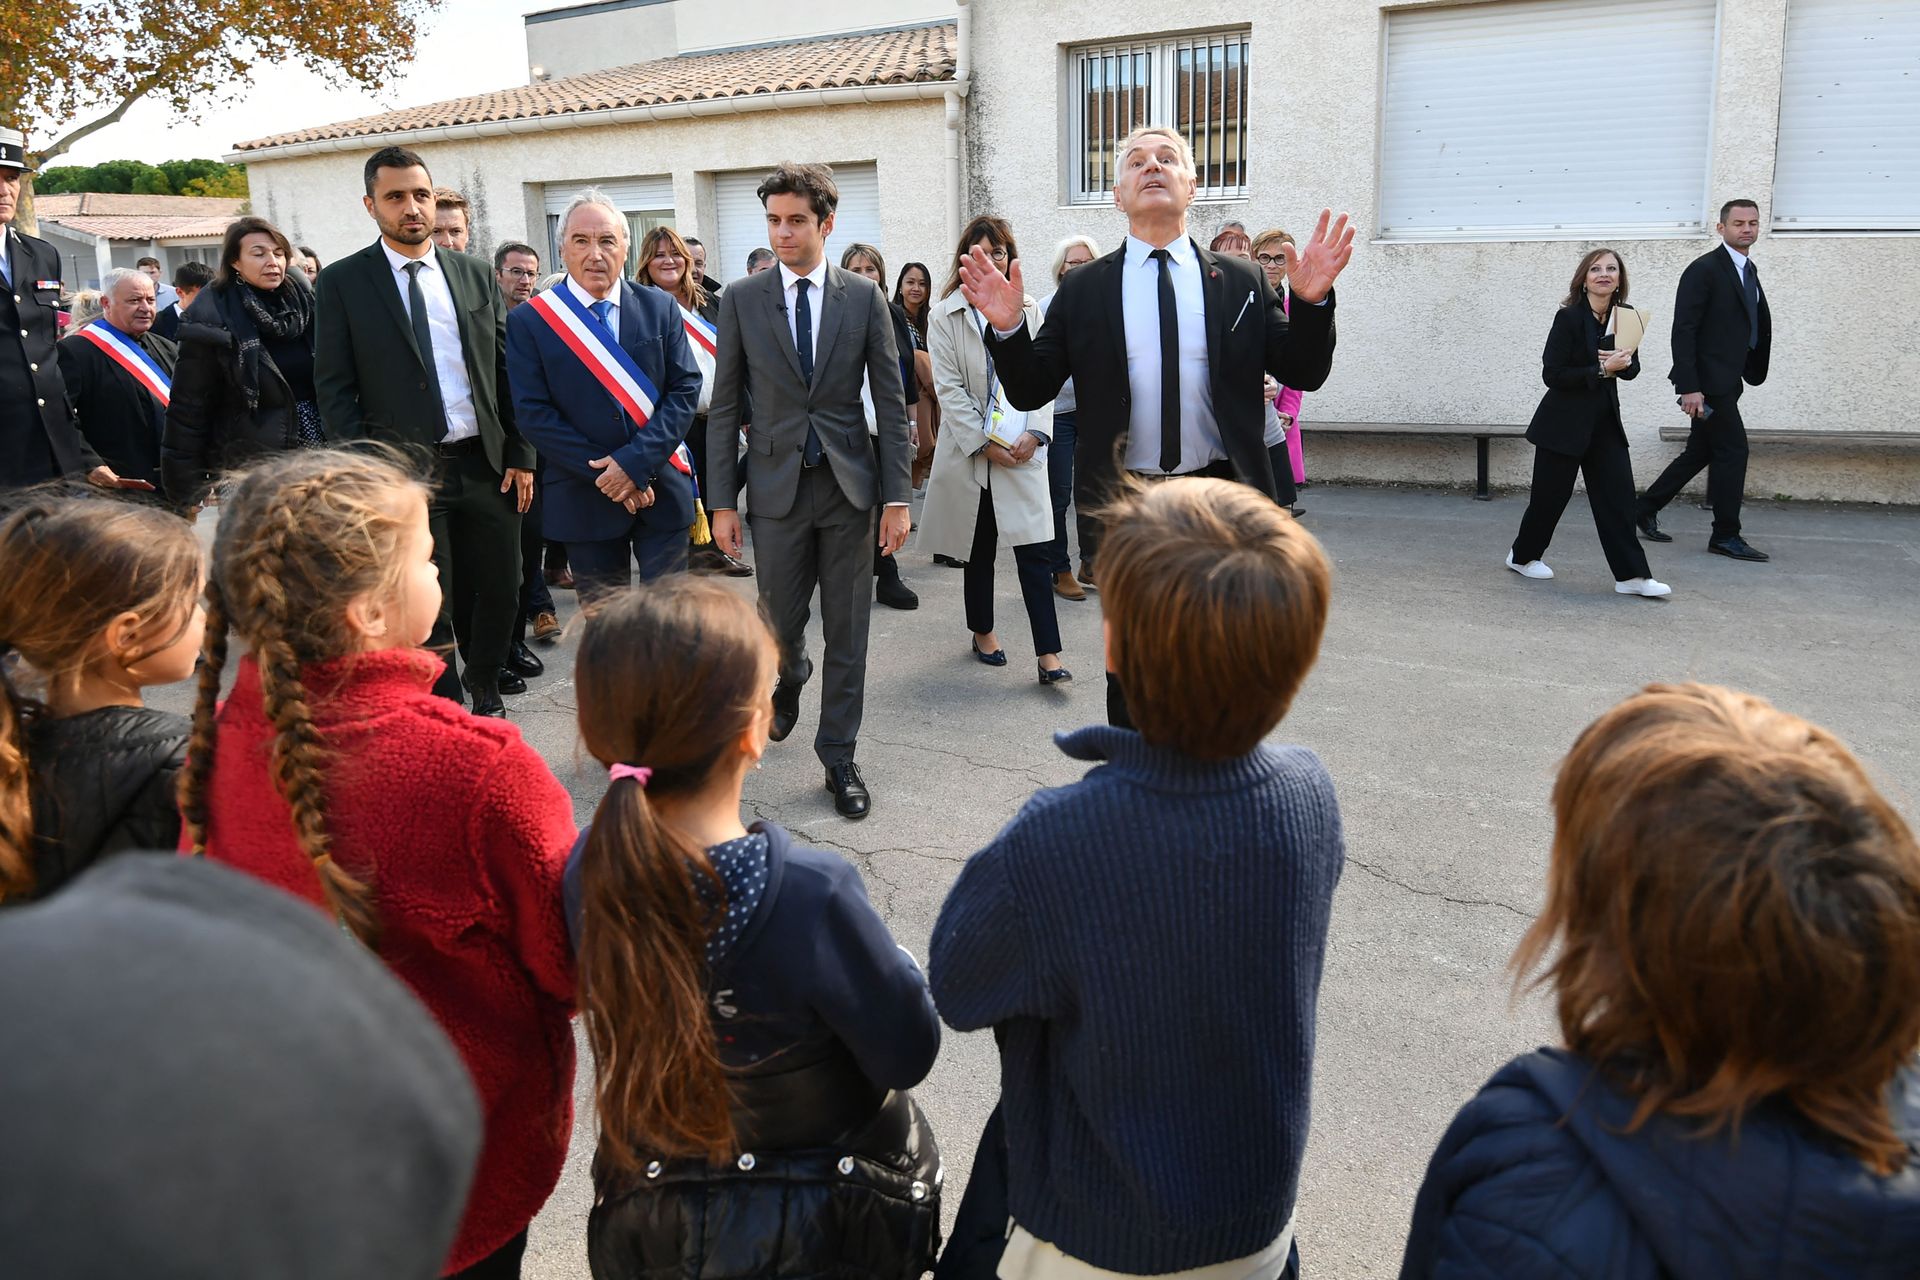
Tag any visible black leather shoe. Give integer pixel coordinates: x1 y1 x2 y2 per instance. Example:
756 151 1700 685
824 761 871 819
933 554 967 568
876 575 919 610
505 641 544 679
1636 512 1673 542
467 685 507 718
1709 536 1769 562
770 658 811 743
1037 663 1074 685
494 669 528 695
971 636 1007 667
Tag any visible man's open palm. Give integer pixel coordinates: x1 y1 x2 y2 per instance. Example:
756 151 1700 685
958 245 1025 332
1285 209 1357 303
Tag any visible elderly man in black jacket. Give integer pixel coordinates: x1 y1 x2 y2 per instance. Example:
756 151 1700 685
58 267 177 488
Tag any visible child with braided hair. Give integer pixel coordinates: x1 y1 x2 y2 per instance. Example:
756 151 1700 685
0 493 204 905
182 449 579 1280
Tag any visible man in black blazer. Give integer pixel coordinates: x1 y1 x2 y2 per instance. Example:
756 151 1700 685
57 267 176 487
960 124 1351 726
1636 199 1773 561
151 262 211 343
314 145 535 716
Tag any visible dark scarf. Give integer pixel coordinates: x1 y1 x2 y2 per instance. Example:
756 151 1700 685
215 275 314 410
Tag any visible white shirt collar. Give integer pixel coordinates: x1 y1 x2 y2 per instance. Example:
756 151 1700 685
778 258 828 293
1125 233 1195 270
380 239 436 273
1724 242 1750 271
564 274 621 312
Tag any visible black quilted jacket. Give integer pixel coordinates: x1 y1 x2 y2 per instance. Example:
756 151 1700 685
24 705 188 901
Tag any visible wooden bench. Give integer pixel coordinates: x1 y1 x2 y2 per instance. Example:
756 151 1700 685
1658 425 1920 449
1307 422 1530 500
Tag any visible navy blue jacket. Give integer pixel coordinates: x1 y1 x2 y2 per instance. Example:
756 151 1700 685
506 280 701 545
1400 1048 1920 1280
564 820 938 1086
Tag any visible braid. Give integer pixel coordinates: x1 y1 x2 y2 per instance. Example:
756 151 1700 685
250 499 378 944
178 582 230 857
0 666 40 902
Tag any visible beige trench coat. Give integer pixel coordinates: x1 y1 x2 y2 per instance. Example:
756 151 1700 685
916 291 1055 560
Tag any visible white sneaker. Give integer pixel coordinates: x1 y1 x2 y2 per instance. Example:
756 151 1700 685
1505 552 1553 580
1615 577 1673 598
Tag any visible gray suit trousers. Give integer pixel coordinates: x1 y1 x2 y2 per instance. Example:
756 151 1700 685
750 461 877 767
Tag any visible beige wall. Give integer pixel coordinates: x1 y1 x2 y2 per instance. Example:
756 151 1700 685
244 97 954 295
966 0 1920 503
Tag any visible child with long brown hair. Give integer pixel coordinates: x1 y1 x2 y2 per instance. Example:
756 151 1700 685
566 577 942 1280
182 449 578 1280
1400 683 1920 1280
0 493 204 904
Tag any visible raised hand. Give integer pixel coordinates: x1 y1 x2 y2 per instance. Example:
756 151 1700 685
1284 209 1357 304
957 243 1025 333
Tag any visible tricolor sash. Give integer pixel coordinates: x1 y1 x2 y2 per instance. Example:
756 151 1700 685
679 302 717 415
528 285 691 475
81 320 170 406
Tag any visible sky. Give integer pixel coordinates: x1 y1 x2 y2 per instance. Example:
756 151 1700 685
53 1 533 168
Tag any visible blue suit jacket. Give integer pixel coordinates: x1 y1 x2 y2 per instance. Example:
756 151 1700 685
506 280 702 544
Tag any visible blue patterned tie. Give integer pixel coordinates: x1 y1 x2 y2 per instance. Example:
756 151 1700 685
590 299 615 334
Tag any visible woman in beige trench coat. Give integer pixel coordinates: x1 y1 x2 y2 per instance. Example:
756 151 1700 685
917 216 1070 684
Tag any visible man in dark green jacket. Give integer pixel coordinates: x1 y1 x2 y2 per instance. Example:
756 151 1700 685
314 145 534 717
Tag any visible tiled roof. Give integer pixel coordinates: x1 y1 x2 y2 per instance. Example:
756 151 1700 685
235 23 957 153
35 194 248 243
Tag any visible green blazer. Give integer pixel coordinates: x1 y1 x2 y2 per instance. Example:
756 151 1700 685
312 241 531 475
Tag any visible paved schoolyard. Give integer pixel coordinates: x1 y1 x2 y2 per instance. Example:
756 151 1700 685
162 482 1920 1277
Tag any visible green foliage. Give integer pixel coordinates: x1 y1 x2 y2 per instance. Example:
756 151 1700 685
30 158 248 197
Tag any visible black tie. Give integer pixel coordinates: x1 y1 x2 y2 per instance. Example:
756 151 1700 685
794 277 824 466
1742 260 1760 350
403 261 447 429
1151 248 1181 474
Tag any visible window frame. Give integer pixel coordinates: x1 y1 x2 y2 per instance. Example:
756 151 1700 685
1065 28 1251 207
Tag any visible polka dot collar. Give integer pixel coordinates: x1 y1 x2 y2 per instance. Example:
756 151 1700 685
692 831 771 970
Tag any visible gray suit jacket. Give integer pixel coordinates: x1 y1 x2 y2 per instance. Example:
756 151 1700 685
706 263 911 520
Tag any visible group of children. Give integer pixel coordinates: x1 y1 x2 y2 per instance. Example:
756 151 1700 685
0 449 1916 1280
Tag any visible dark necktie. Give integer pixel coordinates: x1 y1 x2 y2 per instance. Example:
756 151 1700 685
794 277 824 466
1742 260 1760 349
1150 248 1181 473
403 261 447 428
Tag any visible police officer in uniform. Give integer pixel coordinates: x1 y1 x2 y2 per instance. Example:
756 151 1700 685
1 127 109 489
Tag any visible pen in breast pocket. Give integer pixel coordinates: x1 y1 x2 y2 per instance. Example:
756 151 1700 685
1230 291 1254 332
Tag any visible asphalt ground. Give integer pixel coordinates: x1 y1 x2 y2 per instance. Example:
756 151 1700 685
154 482 1920 1278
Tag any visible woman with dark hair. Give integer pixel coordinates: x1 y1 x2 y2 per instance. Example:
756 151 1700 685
840 242 920 610
1506 248 1669 597
160 215 321 506
919 216 1069 684
893 262 940 492
1401 681 1920 1279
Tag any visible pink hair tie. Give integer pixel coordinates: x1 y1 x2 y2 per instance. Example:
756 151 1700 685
608 764 653 787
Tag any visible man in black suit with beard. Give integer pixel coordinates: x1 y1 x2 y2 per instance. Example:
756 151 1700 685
1636 198 1773 562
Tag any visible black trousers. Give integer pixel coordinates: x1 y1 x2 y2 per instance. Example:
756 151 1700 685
1267 441 1299 507
1639 394 1747 540
964 486 1061 657
512 468 556 644
871 431 905 587
428 443 523 704
1512 435 1651 582
445 1229 527 1280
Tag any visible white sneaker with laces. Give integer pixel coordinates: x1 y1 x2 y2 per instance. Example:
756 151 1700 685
1505 552 1554 580
1615 577 1673 597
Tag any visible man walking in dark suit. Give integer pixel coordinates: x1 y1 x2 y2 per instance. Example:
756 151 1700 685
314 145 534 717
959 124 1351 727
57 267 176 488
507 192 702 595
1636 198 1773 562
707 163 914 820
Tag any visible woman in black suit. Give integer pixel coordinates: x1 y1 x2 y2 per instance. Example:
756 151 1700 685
1507 249 1670 597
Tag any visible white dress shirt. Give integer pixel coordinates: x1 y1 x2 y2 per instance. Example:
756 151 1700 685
1120 234 1221 474
564 273 622 322
778 258 828 360
381 240 478 443
1723 242 1751 284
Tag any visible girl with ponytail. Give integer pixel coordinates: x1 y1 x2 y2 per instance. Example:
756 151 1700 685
567 577 944 1280
185 449 579 1279
0 493 203 904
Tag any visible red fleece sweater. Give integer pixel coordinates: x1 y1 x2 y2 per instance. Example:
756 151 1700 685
198 649 578 1273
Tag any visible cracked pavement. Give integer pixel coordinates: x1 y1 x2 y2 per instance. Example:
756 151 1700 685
156 484 1920 1278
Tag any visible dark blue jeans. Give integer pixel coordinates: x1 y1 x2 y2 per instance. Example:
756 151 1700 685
1045 411 1080 576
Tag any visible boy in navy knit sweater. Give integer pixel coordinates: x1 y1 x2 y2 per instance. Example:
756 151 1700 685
930 478 1342 1280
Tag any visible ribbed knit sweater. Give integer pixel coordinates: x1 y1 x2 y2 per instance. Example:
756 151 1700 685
929 724 1345 1274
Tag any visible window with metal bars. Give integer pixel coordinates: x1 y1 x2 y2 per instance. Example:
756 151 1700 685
1066 30 1250 205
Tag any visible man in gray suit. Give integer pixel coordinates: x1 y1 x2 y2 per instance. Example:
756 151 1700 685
708 163 913 819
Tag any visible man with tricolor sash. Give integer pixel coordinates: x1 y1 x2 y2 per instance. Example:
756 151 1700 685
506 190 703 596
58 268 176 488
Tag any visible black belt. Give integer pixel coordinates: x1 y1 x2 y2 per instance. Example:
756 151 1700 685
436 436 485 457
1129 459 1234 483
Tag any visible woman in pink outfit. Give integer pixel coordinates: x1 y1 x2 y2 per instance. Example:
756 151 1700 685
1254 229 1308 494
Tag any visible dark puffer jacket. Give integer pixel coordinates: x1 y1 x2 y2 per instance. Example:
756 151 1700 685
24 705 189 902
1400 1047 1920 1280
161 280 307 504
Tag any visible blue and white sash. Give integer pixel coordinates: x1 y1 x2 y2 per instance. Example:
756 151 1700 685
81 320 170 405
527 284 691 475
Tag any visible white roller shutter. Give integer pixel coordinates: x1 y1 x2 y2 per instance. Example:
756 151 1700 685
1773 0 1920 230
713 163 881 287
543 176 676 265
1380 0 1718 239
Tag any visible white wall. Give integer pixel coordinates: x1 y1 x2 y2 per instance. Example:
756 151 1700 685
965 0 1920 503
525 1 678 81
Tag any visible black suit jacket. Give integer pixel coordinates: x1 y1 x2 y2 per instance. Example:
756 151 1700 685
1525 305 1640 459
57 327 178 485
1669 246 1770 398
1 227 98 486
985 239 1335 525
312 242 530 475
151 302 182 342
